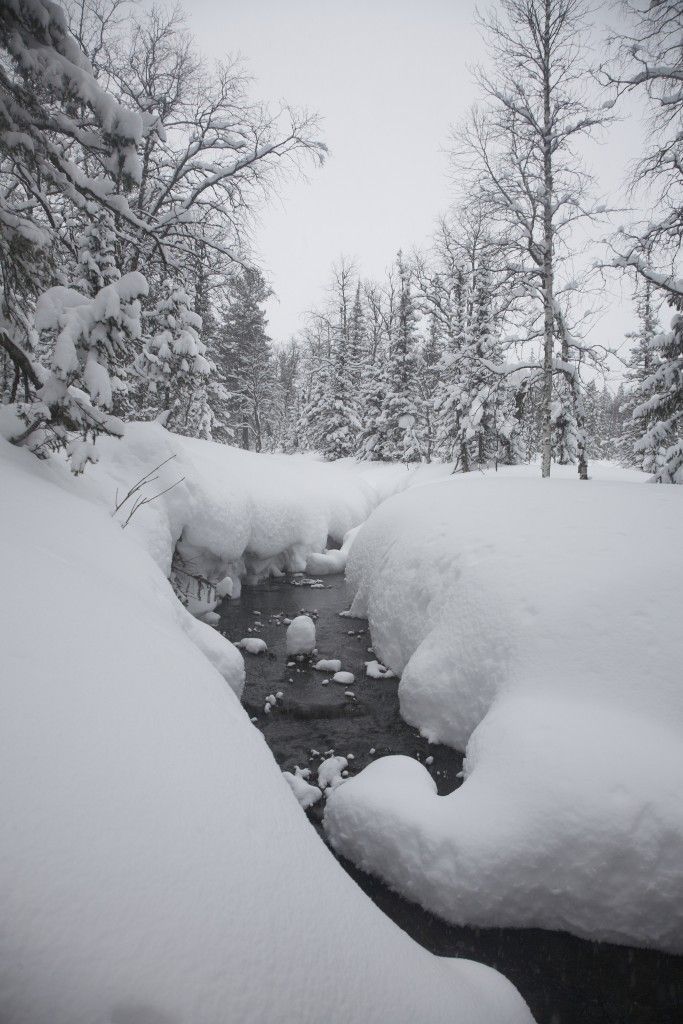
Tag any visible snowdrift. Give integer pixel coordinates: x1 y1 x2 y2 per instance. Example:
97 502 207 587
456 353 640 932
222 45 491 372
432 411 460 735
0 437 533 1024
325 466 683 953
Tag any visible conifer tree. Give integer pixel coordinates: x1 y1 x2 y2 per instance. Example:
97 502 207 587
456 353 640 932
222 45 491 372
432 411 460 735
34 271 148 470
297 354 332 454
381 253 423 463
417 309 444 462
213 269 276 449
136 279 212 437
633 313 683 483
619 283 659 469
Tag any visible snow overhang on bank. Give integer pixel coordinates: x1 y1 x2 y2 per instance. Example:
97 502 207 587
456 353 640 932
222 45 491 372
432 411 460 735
89 422 440 595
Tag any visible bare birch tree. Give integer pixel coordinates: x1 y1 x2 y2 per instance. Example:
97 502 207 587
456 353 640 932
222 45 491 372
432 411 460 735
453 0 612 477
604 1 683 482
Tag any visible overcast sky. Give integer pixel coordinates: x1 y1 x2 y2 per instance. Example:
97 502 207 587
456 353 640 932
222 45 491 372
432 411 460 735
186 0 647 374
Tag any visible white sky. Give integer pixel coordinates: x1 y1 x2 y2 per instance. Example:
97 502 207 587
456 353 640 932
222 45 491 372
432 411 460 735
186 0 650 375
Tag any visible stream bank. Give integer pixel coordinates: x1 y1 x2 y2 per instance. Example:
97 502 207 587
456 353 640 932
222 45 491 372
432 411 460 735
219 572 682 1024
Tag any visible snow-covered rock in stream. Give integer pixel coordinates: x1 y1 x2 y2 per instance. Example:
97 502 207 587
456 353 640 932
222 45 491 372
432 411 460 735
314 658 343 673
332 670 355 686
365 660 396 679
325 464 683 954
286 614 316 655
318 755 349 793
283 767 323 809
236 636 268 655
0 439 533 1024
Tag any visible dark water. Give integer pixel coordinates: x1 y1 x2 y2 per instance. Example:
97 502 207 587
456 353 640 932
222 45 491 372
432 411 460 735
218 573 682 1024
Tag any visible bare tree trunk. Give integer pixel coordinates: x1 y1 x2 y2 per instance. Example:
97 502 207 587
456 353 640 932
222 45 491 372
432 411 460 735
541 0 554 480
460 442 470 473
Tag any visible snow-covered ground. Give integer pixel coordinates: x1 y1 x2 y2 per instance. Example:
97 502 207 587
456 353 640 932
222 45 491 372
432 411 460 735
325 463 683 953
0 431 532 1024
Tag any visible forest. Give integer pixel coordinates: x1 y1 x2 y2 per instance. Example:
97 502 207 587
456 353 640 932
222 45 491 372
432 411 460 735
0 0 680 483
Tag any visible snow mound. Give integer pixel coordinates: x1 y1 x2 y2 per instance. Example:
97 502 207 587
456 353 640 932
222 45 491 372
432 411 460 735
286 614 316 655
325 467 683 953
0 440 533 1024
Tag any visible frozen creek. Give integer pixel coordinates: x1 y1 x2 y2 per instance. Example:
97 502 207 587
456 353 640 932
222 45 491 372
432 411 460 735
219 572 682 1024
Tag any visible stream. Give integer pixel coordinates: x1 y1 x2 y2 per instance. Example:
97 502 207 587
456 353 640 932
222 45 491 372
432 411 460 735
218 571 682 1024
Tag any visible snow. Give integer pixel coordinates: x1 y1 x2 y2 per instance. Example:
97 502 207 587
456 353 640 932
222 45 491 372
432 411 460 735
286 614 316 655
314 658 343 673
318 756 349 793
305 524 361 575
0 438 533 1024
236 636 268 655
365 659 396 679
326 463 683 953
332 670 355 686
283 767 322 809
216 576 233 598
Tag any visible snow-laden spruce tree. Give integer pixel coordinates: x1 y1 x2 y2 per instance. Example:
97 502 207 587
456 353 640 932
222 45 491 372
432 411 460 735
416 308 444 462
619 282 660 469
357 358 391 461
212 269 277 450
297 353 332 454
32 272 148 471
348 283 367 394
454 267 521 470
73 207 120 296
322 328 360 459
136 279 212 438
379 253 424 464
323 363 360 459
431 267 469 465
69 204 146 418
420 209 521 469
271 339 302 452
317 259 362 458
582 379 604 459
632 315 683 483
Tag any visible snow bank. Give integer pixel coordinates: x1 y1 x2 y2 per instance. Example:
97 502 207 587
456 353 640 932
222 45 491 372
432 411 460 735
0 440 533 1024
326 465 683 953
89 422 432 592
